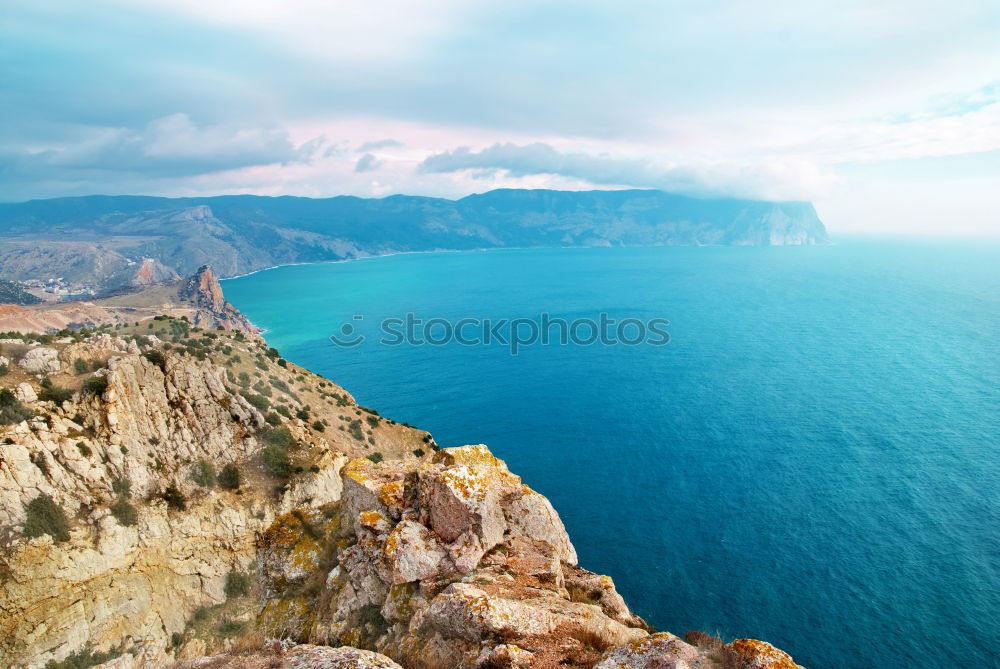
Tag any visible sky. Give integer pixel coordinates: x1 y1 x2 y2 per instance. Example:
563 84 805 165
1 0 998 235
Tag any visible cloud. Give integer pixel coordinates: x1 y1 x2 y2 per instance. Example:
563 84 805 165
358 138 404 152
355 153 383 172
419 143 835 200
2 114 322 180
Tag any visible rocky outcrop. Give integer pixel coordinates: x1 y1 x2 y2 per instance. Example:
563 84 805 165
258 445 659 668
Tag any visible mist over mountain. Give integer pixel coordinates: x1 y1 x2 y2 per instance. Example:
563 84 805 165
0 189 829 292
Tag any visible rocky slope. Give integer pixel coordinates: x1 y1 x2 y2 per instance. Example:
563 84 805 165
0 190 830 292
0 319 804 669
0 266 256 335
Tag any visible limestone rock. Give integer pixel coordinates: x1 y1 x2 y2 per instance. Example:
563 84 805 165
18 346 61 374
476 644 534 668
13 382 37 403
503 485 578 565
381 520 450 584
595 632 705 669
728 639 805 669
172 644 404 669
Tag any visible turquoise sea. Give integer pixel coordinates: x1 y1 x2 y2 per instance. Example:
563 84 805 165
224 239 1000 669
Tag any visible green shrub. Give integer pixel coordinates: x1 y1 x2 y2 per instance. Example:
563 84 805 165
218 464 241 490
90 359 105 371
110 496 138 526
296 407 310 420
347 419 363 441
224 572 251 598
73 358 89 375
312 420 326 433
367 452 384 464
0 388 33 425
265 412 283 426
217 618 246 638
0 362 7 376
76 441 91 457
262 445 291 478
23 494 70 542
82 376 108 395
43 644 122 669
413 448 425 458
163 485 187 511
39 385 73 406
237 371 250 387
258 426 295 449
143 349 166 369
112 476 132 497
366 415 379 429
191 460 216 487
275 404 291 418
240 390 269 412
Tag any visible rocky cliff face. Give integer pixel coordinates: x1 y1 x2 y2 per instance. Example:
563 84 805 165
0 321 803 669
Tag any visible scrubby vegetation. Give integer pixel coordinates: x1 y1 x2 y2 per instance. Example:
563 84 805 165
82 375 108 395
162 484 187 511
23 494 70 542
224 572 251 598
38 384 73 406
43 644 122 669
191 460 217 487
263 445 291 478
0 388 33 425
110 496 138 527
218 464 241 490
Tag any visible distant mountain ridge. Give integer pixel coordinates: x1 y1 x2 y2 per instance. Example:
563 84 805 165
0 189 830 293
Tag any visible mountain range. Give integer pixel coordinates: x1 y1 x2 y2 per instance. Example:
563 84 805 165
0 189 830 293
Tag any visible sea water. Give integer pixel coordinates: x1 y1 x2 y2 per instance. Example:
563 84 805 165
224 239 1000 668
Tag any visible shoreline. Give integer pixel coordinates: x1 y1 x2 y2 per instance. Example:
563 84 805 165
218 240 839 283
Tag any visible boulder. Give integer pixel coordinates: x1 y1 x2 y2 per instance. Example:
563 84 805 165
728 639 804 669
503 485 578 564
18 347 61 374
13 382 37 403
595 632 705 669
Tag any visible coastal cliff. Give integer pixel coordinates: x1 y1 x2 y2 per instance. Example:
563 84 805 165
0 189 831 294
0 318 803 668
